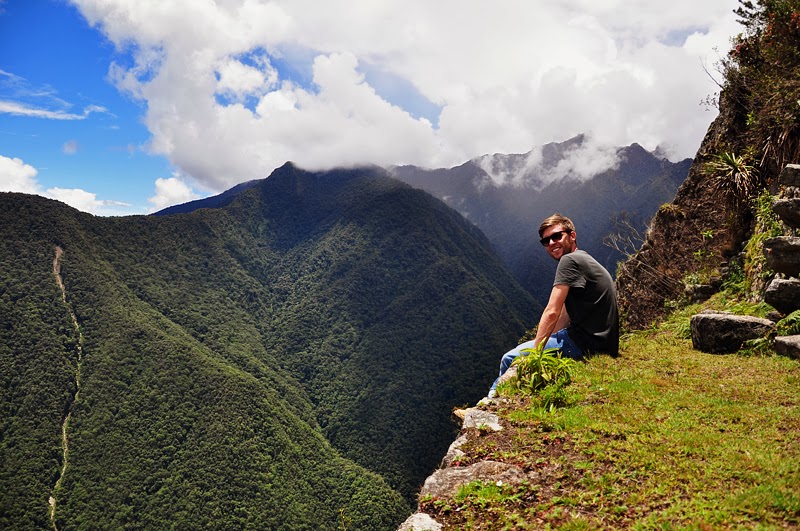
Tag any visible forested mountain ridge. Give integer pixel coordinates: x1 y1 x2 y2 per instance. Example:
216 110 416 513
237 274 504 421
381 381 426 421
0 163 539 529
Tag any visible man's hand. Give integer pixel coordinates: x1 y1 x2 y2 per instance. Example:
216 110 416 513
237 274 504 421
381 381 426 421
533 284 570 348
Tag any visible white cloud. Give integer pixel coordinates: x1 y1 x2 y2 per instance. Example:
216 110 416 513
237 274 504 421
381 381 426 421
63 139 79 154
70 0 741 192
0 100 108 120
0 153 40 193
0 153 134 214
148 175 200 211
46 187 131 214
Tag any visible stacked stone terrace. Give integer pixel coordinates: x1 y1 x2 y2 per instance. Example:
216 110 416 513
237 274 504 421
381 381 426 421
764 164 800 358
691 164 800 358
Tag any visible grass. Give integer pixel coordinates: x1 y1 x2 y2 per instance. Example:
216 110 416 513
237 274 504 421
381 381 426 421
420 304 800 529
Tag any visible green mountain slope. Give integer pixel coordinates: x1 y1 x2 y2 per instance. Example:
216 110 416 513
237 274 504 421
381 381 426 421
0 164 538 529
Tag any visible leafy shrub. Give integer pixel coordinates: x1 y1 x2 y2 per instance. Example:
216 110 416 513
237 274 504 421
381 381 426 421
776 310 800 336
504 347 577 410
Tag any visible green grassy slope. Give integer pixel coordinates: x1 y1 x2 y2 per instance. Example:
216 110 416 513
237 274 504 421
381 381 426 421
420 303 800 529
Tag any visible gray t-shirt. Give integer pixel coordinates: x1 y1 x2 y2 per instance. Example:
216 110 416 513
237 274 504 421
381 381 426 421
553 249 619 356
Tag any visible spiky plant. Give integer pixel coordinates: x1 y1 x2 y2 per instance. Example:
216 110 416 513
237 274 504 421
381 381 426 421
704 151 760 205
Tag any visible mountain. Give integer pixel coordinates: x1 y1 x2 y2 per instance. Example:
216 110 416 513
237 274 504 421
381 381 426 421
389 136 692 304
0 164 539 530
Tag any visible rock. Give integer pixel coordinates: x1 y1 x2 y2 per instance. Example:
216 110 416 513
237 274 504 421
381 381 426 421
397 512 443 531
420 461 529 500
440 433 469 468
765 277 800 314
685 283 717 303
774 335 800 359
772 198 800 229
690 311 775 353
461 408 503 432
780 164 800 187
495 365 517 389
764 237 800 278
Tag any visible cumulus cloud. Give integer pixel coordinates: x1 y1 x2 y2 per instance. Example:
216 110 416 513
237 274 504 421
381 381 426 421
71 0 741 192
0 153 40 193
47 187 131 214
0 153 133 214
147 175 200 211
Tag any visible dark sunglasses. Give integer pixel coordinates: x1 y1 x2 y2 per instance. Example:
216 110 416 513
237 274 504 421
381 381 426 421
540 230 571 246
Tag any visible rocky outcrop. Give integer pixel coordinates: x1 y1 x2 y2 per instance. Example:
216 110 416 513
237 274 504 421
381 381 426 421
616 96 747 330
397 404 507 530
420 460 529 500
690 311 775 353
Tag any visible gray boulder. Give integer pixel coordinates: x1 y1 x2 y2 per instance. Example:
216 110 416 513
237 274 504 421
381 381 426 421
397 513 443 531
780 164 800 187
764 237 800 277
774 335 800 359
765 277 800 314
691 311 775 353
772 198 800 229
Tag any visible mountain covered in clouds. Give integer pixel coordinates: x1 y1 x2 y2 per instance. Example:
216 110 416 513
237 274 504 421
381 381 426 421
0 164 537 529
389 135 693 304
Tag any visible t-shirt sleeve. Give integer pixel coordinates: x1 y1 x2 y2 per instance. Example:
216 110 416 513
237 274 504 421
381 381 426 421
553 254 587 289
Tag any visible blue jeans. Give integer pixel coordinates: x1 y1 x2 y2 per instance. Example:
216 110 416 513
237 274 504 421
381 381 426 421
489 329 583 392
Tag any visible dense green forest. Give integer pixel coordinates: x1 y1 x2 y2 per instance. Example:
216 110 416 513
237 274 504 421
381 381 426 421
0 164 539 529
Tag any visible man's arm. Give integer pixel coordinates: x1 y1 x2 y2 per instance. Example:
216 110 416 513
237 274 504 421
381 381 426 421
533 284 570 349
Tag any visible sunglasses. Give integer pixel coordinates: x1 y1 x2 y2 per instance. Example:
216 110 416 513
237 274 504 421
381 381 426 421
540 230 571 246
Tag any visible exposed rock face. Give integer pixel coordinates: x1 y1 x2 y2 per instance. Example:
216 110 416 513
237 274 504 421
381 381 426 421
616 99 746 330
765 278 800 315
690 311 775 353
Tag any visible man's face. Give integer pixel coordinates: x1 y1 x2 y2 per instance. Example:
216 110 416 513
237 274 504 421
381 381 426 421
540 224 577 261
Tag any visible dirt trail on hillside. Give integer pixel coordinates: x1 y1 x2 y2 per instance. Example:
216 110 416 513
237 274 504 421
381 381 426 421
49 246 83 531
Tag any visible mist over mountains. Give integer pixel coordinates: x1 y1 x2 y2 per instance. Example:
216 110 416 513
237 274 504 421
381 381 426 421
390 135 692 303
160 136 691 307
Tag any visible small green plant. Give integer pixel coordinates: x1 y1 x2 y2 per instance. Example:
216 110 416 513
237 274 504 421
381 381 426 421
776 310 800 336
502 346 577 410
454 480 525 509
743 190 784 290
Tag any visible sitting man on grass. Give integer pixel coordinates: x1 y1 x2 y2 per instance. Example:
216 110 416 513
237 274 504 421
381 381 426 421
488 214 619 398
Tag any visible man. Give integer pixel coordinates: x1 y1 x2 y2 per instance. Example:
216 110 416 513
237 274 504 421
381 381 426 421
488 214 618 397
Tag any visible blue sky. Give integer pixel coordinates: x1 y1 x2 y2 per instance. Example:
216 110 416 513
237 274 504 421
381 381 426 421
0 0 740 215
0 0 173 213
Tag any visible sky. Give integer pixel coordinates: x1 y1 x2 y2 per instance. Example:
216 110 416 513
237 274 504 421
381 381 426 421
0 0 742 216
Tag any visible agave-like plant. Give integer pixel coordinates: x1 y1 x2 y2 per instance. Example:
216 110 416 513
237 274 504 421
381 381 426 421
704 151 759 205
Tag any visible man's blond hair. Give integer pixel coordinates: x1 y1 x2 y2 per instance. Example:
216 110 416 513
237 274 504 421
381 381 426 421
538 214 575 238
